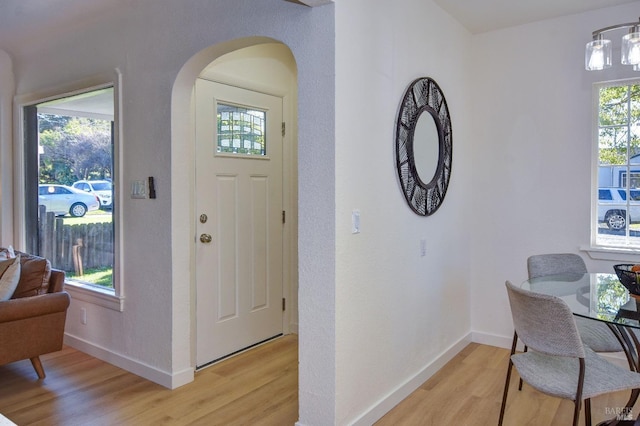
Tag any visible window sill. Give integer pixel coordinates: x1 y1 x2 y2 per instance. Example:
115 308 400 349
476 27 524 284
581 245 640 263
64 281 124 312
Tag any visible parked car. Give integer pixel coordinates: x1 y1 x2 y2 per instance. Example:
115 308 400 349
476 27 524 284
38 184 100 217
598 187 640 230
72 180 112 209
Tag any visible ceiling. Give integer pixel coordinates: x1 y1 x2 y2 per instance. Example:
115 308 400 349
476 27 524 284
38 87 114 121
0 0 638 54
0 0 126 55
434 0 640 34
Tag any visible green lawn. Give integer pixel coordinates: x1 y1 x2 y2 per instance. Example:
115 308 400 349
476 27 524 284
67 266 113 288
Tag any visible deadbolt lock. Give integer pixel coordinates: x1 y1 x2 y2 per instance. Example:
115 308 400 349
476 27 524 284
199 214 208 224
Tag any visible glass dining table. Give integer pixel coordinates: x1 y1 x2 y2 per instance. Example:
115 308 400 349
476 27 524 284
523 272 640 424
522 272 640 368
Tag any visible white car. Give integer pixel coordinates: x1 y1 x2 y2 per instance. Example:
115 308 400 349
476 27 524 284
39 184 101 217
72 180 112 209
598 187 640 230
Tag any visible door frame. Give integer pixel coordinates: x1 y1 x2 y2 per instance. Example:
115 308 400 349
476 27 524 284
170 37 298 386
193 42 298 366
194 79 287 366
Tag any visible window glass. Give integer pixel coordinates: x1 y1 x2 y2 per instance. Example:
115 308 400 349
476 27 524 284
217 103 266 156
26 87 116 291
618 189 628 200
595 82 640 247
599 189 613 200
91 182 111 191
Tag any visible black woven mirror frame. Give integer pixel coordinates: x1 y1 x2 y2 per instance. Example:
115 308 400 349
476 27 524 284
395 77 452 216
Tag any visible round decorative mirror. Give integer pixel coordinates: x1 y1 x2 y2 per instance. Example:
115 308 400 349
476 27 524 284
395 77 452 216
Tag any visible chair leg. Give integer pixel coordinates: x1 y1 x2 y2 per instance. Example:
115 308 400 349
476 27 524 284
573 359 586 426
30 356 46 379
499 331 519 426
572 398 582 426
621 388 639 423
498 360 513 426
584 399 591 426
518 344 528 391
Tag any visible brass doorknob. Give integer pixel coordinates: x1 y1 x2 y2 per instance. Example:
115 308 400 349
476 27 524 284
200 233 212 243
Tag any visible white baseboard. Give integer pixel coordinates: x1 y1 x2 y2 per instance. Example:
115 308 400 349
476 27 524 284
470 330 627 365
471 330 514 349
346 333 473 426
64 333 194 389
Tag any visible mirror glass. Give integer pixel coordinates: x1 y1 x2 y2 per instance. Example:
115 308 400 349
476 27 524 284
413 111 439 183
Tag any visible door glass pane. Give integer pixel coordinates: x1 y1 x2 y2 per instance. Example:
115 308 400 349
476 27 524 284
217 103 266 156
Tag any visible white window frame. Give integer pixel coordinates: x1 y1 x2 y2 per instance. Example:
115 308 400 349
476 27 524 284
587 78 640 262
14 70 124 311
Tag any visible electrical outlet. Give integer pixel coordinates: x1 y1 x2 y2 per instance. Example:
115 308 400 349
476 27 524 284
81 307 87 325
420 239 427 257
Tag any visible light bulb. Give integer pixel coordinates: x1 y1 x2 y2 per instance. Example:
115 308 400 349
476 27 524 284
630 45 640 64
586 38 612 70
590 48 605 69
622 31 640 65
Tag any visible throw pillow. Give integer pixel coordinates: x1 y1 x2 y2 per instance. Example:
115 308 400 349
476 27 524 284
12 252 52 298
0 256 14 276
0 256 21 301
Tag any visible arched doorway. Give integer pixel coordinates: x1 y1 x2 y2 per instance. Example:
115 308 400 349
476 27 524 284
170 37 298 370
195 43 297 366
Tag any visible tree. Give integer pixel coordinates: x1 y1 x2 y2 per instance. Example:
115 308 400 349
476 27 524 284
38 114 112 185
598 84 640 166
38 114 71 133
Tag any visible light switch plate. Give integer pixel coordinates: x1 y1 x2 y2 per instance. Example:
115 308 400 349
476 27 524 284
352 209 360 234
131 180 147 199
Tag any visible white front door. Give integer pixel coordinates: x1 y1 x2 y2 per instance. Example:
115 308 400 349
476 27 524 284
195 78 284 366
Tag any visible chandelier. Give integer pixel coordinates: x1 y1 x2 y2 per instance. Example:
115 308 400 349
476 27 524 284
585 18 640 71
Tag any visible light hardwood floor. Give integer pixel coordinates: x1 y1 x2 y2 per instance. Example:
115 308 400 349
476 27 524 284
0 335 298 426
377 343 635 426
0 338 636 425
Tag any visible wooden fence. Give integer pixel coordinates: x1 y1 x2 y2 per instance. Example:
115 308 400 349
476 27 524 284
39 208 113 274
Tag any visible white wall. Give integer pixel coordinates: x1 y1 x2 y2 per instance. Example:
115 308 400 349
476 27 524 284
335 1 473 424
470 3 640 348
4 0 336 422
0 50 13 246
